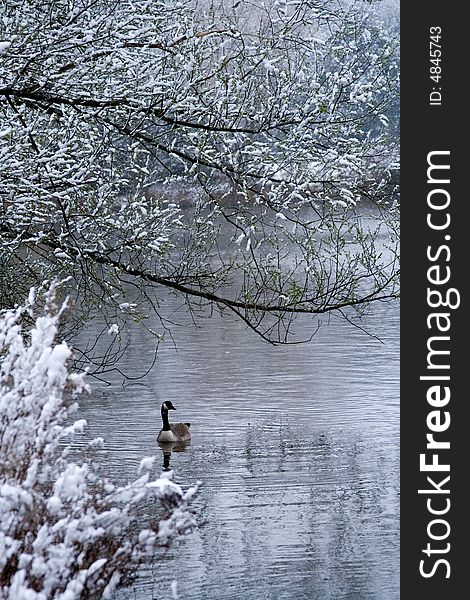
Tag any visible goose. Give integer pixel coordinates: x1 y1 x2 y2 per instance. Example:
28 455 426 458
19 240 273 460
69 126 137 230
157 401 191 443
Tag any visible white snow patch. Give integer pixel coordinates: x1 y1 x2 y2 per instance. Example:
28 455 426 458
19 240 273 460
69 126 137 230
137 456 155 475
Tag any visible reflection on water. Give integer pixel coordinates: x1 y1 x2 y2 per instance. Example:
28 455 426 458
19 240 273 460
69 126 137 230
159 441 191 471
76 295 399 600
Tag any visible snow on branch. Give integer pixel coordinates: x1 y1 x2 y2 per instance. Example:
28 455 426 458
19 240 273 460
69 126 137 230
0 0 399 347
0 283 197 599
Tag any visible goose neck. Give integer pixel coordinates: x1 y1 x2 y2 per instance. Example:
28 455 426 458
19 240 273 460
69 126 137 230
161 408 171 431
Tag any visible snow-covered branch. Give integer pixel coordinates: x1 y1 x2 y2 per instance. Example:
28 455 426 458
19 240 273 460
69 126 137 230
0 0 399 348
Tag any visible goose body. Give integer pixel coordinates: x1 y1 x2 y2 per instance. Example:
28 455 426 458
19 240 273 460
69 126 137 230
157 401 191 442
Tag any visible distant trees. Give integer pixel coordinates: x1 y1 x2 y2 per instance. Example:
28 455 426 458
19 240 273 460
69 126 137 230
0 283 197 598
0 0 399 360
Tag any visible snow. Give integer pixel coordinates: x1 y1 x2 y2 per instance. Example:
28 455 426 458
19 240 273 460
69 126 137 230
86 558 107 577
0 41 11 54
118 302 137 311
46 496 62 516
53 464 88 501
138 456 155 475
46 343 71 386
262 58 278 73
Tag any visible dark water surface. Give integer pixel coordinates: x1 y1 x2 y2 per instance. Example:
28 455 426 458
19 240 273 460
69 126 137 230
77 294 399 600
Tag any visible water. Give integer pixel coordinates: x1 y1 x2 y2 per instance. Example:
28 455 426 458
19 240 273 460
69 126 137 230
76 293 399 600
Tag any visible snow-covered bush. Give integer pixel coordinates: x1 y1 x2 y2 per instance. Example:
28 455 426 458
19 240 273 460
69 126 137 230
0 284 197 599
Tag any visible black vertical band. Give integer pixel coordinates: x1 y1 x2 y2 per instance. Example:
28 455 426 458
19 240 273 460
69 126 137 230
401 4 467 597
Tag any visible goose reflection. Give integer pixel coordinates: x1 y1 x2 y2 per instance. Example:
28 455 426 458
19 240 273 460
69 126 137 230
158 440 191 471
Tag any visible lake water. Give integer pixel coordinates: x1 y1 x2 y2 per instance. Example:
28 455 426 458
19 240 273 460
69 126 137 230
76 290 399 600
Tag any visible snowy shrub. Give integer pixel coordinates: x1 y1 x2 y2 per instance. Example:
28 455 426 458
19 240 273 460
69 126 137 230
0 284 197 599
